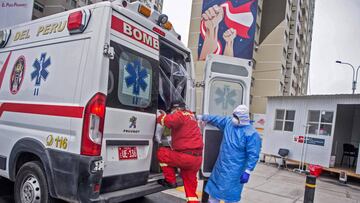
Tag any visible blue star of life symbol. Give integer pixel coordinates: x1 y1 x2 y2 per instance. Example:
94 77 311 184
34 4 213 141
125 60 148 96
31 53 51 96
215 85 237 109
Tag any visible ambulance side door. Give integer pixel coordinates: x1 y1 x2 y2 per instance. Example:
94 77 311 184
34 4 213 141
201 54 252 178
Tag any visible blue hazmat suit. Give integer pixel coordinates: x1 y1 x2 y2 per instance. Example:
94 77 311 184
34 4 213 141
203 115 262 202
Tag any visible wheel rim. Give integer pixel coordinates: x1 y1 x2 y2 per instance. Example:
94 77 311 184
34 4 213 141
20 175 41 203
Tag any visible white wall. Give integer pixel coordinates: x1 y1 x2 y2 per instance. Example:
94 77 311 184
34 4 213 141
0 0 33 29
263 95 360 168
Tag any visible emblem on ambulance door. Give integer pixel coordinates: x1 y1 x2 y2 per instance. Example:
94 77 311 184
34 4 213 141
31 53 51 96
129 116 137 129
9 56 26 95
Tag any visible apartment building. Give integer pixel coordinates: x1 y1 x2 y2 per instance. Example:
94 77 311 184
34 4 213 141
253 0 315 113
32 0 103 19
188 0 315 114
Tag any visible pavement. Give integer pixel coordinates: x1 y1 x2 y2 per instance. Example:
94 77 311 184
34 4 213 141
1 163 360 202
164 163 360 203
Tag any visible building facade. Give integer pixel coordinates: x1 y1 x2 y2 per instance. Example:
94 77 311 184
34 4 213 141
32 0 103 19
188 0 315 114
253 0 315 113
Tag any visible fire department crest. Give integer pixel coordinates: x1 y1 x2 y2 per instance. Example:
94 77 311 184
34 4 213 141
9 56 26 94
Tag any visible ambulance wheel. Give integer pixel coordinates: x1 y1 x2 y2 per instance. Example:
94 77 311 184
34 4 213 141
14 161 54 203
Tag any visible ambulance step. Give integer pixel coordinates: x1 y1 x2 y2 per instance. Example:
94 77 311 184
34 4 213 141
97 176 183 203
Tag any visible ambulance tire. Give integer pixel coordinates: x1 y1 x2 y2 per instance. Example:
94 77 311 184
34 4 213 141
14 161 55 203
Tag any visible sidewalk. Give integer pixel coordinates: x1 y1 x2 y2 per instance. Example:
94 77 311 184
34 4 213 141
163 163 360 203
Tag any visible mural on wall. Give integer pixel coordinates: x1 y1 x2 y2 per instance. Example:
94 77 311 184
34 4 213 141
198 0 258 60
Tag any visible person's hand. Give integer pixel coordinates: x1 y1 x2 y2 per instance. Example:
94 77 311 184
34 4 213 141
223 28 236 57
199 5 224 60
223 28 236 43
202 5 224 33
157 110 166 117
240 171 250 184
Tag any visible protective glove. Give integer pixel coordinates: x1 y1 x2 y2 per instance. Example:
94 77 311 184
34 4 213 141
157 110 166 117
240 170 251 184
154 124 164 143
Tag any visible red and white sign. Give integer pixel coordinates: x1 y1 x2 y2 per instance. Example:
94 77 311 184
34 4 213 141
111 16 159 51
294 135 305 143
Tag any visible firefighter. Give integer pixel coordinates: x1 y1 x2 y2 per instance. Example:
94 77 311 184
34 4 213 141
156 100 203 203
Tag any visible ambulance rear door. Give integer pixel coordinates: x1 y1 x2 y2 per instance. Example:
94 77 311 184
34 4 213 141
201 54 252 178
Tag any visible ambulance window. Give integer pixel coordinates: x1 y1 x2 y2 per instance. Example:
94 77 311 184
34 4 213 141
117 52 153 107
159 41 190 111
209 80 244 116
107 41 158 113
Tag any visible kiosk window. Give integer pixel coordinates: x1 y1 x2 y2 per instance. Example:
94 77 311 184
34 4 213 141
274 109 295 132
307 110 333 136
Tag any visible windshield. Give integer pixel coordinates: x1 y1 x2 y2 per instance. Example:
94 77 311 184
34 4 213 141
158 41 191 112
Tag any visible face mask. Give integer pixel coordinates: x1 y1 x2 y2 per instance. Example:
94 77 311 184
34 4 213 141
232 113 250 126
232 117 240 125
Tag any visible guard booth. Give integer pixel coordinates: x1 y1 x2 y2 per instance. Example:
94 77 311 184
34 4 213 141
262 94 360 177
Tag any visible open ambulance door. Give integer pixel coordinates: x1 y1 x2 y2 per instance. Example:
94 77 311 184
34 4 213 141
200 54 252 178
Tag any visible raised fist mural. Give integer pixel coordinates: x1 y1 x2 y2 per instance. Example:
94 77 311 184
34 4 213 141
198 0 258 60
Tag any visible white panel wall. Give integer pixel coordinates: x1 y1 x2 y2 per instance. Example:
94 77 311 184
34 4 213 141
263 95 360 168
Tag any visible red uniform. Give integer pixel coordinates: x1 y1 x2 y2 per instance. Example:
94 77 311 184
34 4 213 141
157 109 203 203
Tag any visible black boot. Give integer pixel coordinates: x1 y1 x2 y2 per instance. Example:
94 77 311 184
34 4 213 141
157 179 177 188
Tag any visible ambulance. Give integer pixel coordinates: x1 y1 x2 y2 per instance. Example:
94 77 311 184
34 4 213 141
0 0 252 202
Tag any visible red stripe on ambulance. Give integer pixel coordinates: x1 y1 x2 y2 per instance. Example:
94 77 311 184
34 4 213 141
111 16 159 50
0 103 84 118
0 52 12 91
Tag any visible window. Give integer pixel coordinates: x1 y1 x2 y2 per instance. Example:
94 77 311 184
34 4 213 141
274 109 295 132
307 110 334 136
209 80 244 116
107 41 158 113
34 1 44 12
256 23 260 33
118 52 153 108
282 64 286 75
70 0 77 8
252 59 257 69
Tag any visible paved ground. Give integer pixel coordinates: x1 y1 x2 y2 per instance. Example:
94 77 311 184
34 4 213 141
0 178 182 203
2 163 360 202
165 163 360 203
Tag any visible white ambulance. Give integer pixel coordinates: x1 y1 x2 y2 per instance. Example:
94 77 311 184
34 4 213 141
0 0 252 202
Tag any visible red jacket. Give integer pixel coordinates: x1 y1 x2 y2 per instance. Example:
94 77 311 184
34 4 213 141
157 110 203 151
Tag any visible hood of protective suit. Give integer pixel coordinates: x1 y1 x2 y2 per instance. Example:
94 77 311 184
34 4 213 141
232 105 250 126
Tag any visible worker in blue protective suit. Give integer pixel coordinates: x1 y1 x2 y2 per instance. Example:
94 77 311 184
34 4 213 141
197 105 262 203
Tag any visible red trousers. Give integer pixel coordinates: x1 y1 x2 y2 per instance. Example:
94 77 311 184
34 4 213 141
157 147 202 203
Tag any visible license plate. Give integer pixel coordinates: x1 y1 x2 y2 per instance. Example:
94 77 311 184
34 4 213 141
118 147 138 160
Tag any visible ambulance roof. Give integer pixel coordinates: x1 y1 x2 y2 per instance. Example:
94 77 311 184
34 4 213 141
0 1 189 54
